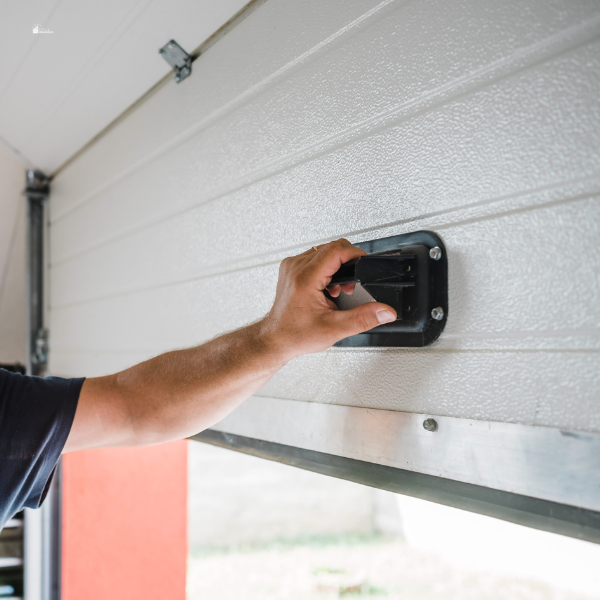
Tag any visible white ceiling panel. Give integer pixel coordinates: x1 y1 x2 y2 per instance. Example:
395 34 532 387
0 0 62 94
0 0 251 173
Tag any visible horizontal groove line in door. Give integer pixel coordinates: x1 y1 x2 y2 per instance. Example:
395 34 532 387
50 346 600 357
49 184 600 310
49 161 600 269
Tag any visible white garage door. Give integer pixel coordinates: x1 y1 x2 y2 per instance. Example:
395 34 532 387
48 0 600 541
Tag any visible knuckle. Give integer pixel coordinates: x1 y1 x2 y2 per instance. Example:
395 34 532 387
280 257 293 271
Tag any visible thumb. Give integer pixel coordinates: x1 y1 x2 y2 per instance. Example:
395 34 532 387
329 302 397 339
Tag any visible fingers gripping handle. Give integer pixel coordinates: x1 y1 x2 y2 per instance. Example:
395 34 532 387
329 252 414 287
327 233 448 348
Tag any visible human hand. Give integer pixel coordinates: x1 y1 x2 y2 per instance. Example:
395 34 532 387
259 239 397 361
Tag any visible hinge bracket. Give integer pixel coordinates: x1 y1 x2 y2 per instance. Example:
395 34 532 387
159 39 193 83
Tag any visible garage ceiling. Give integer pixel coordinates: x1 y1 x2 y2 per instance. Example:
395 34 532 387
0 0 251 174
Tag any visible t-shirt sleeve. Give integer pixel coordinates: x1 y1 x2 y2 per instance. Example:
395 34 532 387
0 369 84 527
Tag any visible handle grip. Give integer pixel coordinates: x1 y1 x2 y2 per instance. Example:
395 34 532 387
328 231 448 347
328 259 359 286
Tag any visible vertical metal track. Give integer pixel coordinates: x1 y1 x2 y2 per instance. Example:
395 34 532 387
41 468 62 600
23 170 61 600
24 170 49 378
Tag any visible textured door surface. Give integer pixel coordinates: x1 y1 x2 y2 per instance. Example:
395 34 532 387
48 0 600 533
50 0 600 430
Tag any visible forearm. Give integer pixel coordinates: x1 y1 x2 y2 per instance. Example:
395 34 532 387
66 321 287 451
120 320 286 444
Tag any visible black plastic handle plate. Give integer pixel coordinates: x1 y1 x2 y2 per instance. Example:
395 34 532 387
330 231 448 347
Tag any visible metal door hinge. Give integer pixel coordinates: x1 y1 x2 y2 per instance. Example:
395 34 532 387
32 328 49 372
159 39 193 83
24 170 50 202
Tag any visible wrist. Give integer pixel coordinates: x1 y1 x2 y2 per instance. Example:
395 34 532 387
254 317 295 367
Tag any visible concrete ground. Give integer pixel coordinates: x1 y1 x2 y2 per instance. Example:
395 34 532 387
187 534 598 600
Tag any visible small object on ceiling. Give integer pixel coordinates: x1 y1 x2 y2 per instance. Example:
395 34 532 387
159 39 193 83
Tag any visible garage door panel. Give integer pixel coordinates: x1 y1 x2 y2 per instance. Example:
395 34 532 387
50 36 600 278
50 0 600 246
50 197 600 352
47 0 600 533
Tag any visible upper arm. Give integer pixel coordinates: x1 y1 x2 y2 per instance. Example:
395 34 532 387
63 375 134 453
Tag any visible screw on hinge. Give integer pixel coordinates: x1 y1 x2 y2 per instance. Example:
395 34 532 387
429 246 442 260
431 307 444 321
423 418 438 432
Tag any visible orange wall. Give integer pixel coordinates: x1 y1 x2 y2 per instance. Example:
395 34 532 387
62 440 188 600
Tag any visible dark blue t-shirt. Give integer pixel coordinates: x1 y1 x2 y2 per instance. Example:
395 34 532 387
0 369 83 529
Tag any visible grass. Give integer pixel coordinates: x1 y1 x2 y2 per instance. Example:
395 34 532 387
190 532 396 557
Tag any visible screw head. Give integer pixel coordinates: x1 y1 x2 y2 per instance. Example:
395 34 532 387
429 246 442 260
431 307 444 321
423 418 438 432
